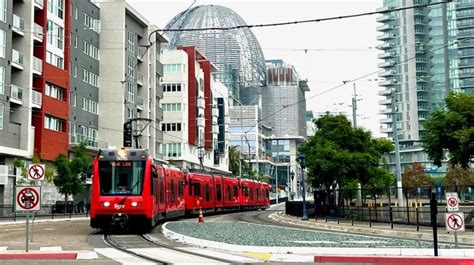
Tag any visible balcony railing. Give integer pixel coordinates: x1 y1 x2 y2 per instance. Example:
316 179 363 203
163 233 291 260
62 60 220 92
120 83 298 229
136 96 144 110
34 0 44 9
137 72 144 86
197 117 205 127
69 133 108 149
10 85 23 104
12 49 24 69
137 46 146 61
33 23 43 42
13 14 25 35
33 56 43 75
196 97 205 109
212 108 219 117
32 90 42 109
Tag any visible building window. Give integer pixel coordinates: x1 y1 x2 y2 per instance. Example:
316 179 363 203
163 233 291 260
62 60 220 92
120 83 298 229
127 83 135 103
161 143 181 157
83 13 100 33
127 31 135 53
47 0 64 19
128 56 135 78
74 7 78 20
82 69 99 87
0 29 5 58
45 115 65 132
82 41 99 60
164 64 184 73
161 123 182 132
0 66 4 95
127 108 133 120
161 103 182 112
81 98 98 114
45 83 64 100
46 20 64 50
46 51 64 69
163 83 183 92
0 102 3 130
0 0 5 22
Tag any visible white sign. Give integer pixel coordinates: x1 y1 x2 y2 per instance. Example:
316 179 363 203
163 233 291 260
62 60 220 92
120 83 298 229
28 164 45 181
15 186 41 212
445 212 465 232
446 192 459 212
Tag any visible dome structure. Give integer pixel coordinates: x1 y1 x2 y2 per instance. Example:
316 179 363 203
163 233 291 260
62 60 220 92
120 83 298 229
165 5 266 101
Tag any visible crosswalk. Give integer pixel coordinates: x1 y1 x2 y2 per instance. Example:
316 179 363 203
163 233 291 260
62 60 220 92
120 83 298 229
94 247 262 264
0 246 264 264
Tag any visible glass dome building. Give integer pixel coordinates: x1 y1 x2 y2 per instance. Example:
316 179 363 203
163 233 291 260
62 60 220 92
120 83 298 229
164 5 266 103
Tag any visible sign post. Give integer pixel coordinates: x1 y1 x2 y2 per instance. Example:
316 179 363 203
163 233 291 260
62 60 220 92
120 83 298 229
15 186 41 252
445 192 462 247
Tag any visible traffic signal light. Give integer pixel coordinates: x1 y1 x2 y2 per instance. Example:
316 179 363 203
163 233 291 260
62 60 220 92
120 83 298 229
123 121 132 147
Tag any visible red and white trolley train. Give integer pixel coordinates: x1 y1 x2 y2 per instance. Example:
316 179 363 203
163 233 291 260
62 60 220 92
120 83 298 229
90 148 271 229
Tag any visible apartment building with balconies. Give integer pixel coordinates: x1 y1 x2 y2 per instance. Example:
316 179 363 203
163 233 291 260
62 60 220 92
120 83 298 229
98 0 167 156
376 0 472 176
160 47 230 173
68 0 105 151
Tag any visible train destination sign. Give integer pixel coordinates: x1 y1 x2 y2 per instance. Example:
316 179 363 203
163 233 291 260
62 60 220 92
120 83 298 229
15 186 41 212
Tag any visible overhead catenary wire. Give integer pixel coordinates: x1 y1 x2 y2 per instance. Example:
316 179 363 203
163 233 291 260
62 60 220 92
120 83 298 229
245 35 474 134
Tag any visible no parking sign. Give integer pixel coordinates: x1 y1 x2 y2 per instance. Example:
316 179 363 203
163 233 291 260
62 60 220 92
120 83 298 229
15 186 41 212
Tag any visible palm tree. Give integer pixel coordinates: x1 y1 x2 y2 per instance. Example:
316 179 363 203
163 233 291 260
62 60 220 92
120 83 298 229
228 145 247 176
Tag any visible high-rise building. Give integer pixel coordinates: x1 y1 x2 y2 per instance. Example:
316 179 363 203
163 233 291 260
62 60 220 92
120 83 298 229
98 0 167 157
160 47 230 172
376 0 472 175
263 59 309 139
69 0 104 151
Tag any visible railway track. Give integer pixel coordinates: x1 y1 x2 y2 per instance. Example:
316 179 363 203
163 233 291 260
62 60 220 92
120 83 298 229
103 232 239 264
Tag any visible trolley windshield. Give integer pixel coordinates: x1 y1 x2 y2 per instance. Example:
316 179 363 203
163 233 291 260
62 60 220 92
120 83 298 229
98 161 145 195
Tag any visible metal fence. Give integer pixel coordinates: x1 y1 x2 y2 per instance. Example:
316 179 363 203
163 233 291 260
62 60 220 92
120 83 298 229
0 203 89 222
290 186 474 230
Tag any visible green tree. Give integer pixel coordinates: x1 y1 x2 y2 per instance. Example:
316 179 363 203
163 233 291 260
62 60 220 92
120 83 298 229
444 164 473 188
52 143 92 211
228 145 247 176
299 114 395 192
423 91 474 168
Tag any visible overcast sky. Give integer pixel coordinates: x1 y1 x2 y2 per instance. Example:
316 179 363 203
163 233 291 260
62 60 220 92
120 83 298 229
126 0 383 137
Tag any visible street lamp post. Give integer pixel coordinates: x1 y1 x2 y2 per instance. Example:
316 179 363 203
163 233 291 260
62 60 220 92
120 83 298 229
298 153 308 220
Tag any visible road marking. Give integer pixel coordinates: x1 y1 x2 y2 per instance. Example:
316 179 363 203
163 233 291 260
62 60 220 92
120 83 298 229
292 240 338 244
178 247 262 263
131 247 226 264
94 248 154 264
241 252 273 261
40 246 62 252
0 247 7 251
76 251 99 260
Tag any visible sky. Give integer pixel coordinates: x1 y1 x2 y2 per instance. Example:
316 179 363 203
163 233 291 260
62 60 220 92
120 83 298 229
126 0 384 137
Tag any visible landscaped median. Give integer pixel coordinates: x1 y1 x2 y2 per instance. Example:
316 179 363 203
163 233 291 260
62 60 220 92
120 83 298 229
162 220 474 258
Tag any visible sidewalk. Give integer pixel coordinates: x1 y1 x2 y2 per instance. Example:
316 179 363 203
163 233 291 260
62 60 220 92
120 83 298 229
271 212 474 245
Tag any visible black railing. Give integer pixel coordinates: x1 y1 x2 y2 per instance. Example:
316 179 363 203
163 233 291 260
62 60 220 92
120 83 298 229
286 185 474 231
0 203 89 222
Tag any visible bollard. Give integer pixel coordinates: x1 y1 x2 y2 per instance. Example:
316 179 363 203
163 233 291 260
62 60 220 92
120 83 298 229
368 206 372 228
430 191 438 257
416 207 420 232
389 206 393 229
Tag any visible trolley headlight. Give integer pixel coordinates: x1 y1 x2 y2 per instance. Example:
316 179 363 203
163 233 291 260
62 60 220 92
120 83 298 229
131 202 138 207
103 201 110 207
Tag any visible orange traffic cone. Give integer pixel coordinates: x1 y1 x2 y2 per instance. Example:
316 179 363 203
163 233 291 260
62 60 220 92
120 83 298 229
198 208 204 223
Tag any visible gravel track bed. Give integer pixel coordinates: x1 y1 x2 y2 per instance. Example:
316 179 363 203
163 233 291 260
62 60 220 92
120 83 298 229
166 220 460 248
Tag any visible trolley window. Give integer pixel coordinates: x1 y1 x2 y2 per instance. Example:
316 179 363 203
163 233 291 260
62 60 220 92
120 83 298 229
233 186 238 197
205 184 211 201
99 161 145 195
216 184 222 201
178 181 184 196
226 185 231 201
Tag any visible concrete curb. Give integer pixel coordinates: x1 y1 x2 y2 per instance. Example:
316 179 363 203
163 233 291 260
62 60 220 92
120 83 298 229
271 212 474 245
0 252 78 260
161 221 474 257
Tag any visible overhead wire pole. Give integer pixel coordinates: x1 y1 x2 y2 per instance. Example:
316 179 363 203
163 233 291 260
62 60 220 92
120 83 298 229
392 89 403 206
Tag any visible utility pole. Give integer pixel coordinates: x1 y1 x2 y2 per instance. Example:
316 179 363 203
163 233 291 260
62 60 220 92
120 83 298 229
352 83 358 128
391 89 403 206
